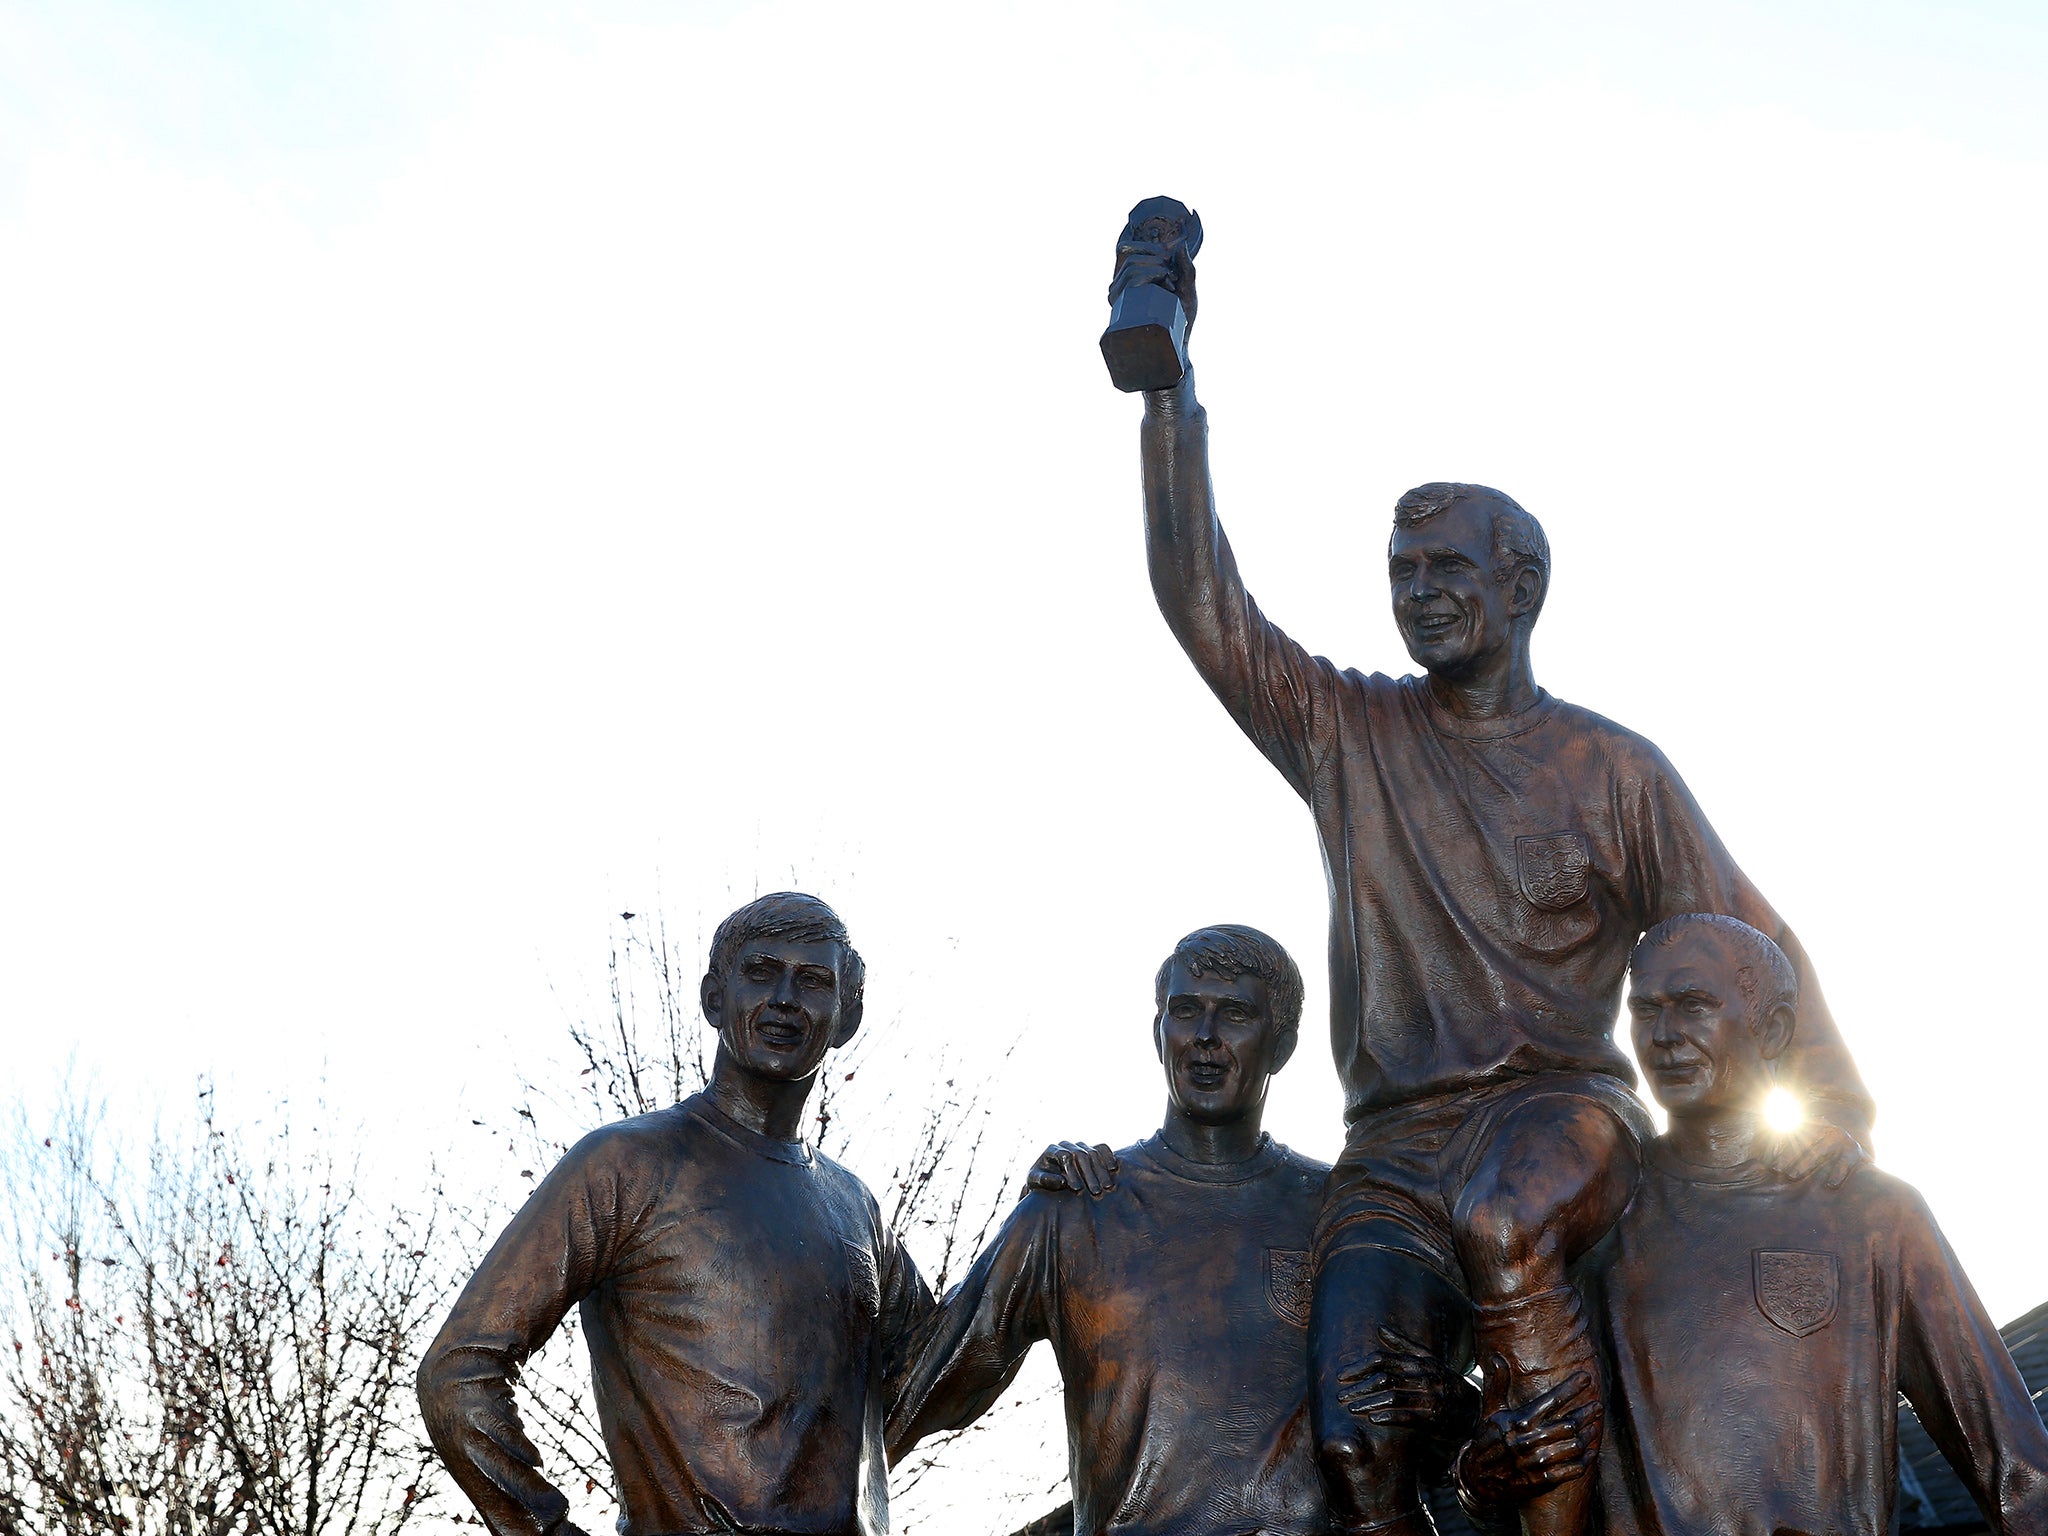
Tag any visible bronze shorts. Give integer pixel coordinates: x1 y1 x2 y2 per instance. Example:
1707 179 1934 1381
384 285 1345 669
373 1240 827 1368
1313 1071 1653 1286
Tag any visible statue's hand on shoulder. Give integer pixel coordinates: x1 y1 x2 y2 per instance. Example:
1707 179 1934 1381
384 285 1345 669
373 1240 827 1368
1764 1118 1869 1190
1449 1371 1601 1515
1024 1141 1119 1197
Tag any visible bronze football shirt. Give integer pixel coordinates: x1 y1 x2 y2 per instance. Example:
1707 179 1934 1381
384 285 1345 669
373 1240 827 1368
418 1093 931 1536
1142 399 1871 1128
1586 1141 2048 1536
888 1135 1332 1536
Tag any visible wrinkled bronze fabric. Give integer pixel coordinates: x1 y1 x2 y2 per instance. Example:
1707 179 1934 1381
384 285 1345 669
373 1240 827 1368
889 1135 1332 1536
1587 1142 2048 1536
418 1093 931 1536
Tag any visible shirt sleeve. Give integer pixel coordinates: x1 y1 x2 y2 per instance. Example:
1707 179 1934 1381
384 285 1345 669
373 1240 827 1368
1894 1190 2048 1535
875 1207 937 1392
883 1191 1059 1464
1625 747 1875 1138
1142 381 1339 802
416 1127 649 1536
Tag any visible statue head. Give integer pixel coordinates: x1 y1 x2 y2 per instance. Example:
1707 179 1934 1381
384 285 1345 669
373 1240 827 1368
700 892 865 1086
1387 483 1549 678
1152 924 1303 1125
1628 914 1797 1120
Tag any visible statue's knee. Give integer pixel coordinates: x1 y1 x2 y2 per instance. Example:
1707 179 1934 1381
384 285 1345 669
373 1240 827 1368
1453 1185 1548 1295
1318 1419 1405 1491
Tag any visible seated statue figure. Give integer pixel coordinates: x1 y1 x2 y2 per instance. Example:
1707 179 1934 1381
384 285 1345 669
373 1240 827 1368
417 892 933 1536
1109 211 1873 1536
886 924 1334 1536
1449 913 2048 1536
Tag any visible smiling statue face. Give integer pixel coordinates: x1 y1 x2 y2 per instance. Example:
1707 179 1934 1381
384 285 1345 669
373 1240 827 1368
1154 959 1285 1125
707 937 850 1085
1627 929 1778 1119
1387 499 1530 677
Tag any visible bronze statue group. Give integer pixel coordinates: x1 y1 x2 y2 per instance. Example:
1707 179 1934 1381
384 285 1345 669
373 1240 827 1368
416 217 2048 1536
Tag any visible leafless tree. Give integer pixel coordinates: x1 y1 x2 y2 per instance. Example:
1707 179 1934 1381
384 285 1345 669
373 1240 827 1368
0 1084 454 1536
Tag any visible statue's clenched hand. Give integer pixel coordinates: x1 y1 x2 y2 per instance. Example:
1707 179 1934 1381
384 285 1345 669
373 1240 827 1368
1025 1141 1120 1197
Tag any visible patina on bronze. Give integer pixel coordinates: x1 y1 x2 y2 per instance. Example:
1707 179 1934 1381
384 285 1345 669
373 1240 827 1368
1459 916 2048 1536
1111 213 1875 1536
888 926 1334 1536
1100 196 1202 392
417 893 932 1536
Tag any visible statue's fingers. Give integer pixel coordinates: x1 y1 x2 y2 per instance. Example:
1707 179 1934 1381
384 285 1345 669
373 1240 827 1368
1056 1152 1088 1193
1075 1152 1105 1196
1824 1143 1868 1190
1515 1371 1593 1425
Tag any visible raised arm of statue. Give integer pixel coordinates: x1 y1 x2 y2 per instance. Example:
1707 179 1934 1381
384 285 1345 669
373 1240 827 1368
1122 235 1336 803
416 1130 644 1536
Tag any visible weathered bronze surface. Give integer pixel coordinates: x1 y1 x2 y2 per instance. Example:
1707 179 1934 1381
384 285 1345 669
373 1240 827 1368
1113 209 1876 1536
417 893 931 1536
1458 917 2048 1536
888 927 1333 1536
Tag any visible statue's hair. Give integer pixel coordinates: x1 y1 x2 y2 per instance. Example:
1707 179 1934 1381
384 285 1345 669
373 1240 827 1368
706 891 866 1011
1391 482 1551 619
1633 913 1797 1023
1154 924 1305 1036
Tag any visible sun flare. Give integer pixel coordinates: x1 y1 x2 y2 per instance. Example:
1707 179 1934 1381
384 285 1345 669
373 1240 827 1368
1763 1087 1805 1134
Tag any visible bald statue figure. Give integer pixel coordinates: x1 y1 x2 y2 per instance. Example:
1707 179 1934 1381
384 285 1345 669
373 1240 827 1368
1455 916 2048 1536
417 893 931 1536
1110 224 1872 1536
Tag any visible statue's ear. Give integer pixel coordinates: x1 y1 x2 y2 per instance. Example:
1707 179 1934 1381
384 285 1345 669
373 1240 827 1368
1757 1000 1796 1063
1153 1011 1168 1064
1270 1026 1299 1076
1510 562 1545 619
831 990 865 1048
700 972 724 1029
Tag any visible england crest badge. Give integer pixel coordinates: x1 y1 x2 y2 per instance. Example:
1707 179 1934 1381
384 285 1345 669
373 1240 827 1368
1516 832 1592 911
1266 1249 1313 1328
1753 1249 1839 1338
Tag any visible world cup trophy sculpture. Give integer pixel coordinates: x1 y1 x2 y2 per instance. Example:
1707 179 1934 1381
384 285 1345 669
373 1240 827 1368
1099 195 1203 392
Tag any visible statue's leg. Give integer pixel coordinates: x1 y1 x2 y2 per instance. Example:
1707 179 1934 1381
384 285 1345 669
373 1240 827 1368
1311 1238 1470 1536
1449 1083 1643 1536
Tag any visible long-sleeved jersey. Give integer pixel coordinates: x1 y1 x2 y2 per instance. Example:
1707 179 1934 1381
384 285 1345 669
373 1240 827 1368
417 1092 931 1536
1140 385 1871 1130
1586 1141 2048 1536
888 1134 1332 1536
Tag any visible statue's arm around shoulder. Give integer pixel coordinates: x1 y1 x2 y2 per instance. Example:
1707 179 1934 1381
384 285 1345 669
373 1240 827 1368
1623 736 1875 1142
884 1189 1060 1465
416 1123 652 1536
1141 372 1334 800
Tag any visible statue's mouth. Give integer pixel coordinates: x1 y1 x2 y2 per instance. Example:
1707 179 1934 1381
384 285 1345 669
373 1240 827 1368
755 1018 804 1048
1185 1059 1230 1089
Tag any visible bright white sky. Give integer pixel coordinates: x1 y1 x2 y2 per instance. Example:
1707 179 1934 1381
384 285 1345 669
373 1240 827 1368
4 0 2047 1520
